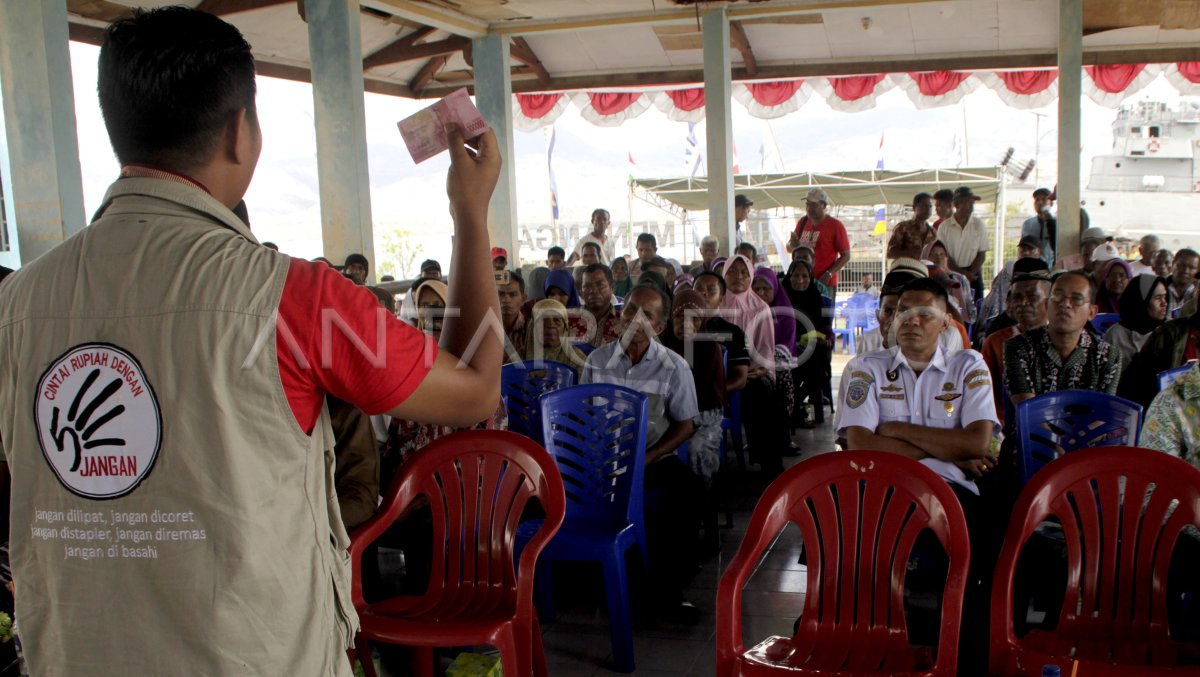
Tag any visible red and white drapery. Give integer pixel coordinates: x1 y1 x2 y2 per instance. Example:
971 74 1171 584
511 64 1194 130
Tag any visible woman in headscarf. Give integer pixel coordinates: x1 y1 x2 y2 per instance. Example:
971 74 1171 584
720 255 790 472
784 260 833 426
1104 274 1169 371
544 268 581 308
1094 257 1133 315
410 278 449 336
611 256 633 298
526 266 551 302
751 267 797 357
522 299 587 374
720 256 776 375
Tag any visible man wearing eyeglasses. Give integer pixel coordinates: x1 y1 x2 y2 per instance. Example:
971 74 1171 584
1003 271 1121 408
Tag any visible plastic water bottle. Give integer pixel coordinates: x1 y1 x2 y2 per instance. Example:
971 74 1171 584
1042 666 1062 677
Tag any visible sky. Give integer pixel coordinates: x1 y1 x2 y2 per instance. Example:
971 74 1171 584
63 41 1190 277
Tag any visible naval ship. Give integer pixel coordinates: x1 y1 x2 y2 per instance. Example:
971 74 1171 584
1080 99 1200 249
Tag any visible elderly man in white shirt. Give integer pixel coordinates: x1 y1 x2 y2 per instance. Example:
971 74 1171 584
936 188 990 301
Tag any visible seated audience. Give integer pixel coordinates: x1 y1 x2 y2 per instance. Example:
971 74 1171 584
526 266 550 301
886 192 936 260
791 245 831 298
1142 362 1200 466
980 235 1042 328
1091 244 1131 313
783 260 832 426
1104 274 1168 372
752 267 797 357
927 240 976 324
578 241 602 267
662 289 726 488
491 246 508 271
1155 248 1174 279
329 394 380 531
1168 248 1199 315
839 277 998 673
582 285 702 620
858 264 966 356
736 242 757 264
611 256 632 298
546 246 567 270
692 271 751 398
544 268 581 308
630 232 658 278
572 262 621 347
343 253 369 285
1117 291 1200 410
1129 235 1160 276
496 271 527 359
1004 271 1121 410
694 235 720 273
980 258 1051 424
643 256 676 288
523 298 587 373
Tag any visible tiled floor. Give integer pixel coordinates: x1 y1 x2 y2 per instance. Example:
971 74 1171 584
537 421 839 676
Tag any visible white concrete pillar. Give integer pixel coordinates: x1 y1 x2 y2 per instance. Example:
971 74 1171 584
0 0 86 265
304 0 375 276
1056 0 1083 257
473 33 519 267
702 7 735 258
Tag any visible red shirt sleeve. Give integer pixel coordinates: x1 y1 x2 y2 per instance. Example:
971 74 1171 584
276 258 437 433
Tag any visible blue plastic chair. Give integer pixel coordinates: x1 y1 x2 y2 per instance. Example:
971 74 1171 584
500 360 577 441
1158 363 1195 391
524 384 649 673
1014 389 1142 485
845 292 879 334
1092 312 1121 336
832 299 854 354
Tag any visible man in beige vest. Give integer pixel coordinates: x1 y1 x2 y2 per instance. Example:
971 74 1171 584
0 7 502 675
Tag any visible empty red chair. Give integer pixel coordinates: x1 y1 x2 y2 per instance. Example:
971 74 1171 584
347 430 565 677
716 451 970 676
989 446 1200 676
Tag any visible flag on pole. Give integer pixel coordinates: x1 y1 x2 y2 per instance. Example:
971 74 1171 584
685 122 703 178
545 126 559 221
733 140 741 175
875 131 885 170
627 150 636 181
872 204 887 236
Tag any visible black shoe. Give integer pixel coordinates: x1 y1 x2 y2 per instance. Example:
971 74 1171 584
782 444 802 457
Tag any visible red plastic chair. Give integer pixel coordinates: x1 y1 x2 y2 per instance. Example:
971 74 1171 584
716 451 970 676
347 430 565 677
989 446 1200 676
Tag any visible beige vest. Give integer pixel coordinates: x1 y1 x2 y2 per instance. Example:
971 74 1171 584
0 178 356 675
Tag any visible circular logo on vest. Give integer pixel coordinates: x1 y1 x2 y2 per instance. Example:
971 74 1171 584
34 343 161 500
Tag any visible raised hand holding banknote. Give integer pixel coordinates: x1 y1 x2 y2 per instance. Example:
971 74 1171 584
398 88 490 163
446 124 500 227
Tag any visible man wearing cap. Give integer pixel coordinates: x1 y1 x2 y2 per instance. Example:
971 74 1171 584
568 208 616 266
1129 235 1161 277
856 263 966 357
735 194 753 243
1021 188 1056 267
491 246 509 271
980 258 1051 424
788 188 851 299
1053 227 1107 273
979 235 1043 328
936 188 990 302
419 259 442 280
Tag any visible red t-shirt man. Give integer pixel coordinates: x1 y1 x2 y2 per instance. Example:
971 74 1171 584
790 189 851 287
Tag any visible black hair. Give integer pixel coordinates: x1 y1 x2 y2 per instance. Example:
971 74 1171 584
636 233 657 247
591 208 610 220
344 253 369 270
635 270 671 301
582 262 613 285
932 188 954 202
98 7 257 170
1033 187 1052 198
912 192 932 205
736 242 757 258
693 270 726 295
500 269 525 294
369 286 397 314
1051 270 1097 298
898 277 950 310
629 283 672 324
581 241 602 254
379 274 395 282
547 246 566 259
645 256 671 272
1176 248 1200 262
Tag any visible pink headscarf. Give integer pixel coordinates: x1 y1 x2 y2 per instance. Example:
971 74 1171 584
720 255 777 374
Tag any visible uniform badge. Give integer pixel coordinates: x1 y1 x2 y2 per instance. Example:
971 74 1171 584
943 383 954 391
881 384 903 392
886 368 899 382
846 380 870 409
934 392 961 417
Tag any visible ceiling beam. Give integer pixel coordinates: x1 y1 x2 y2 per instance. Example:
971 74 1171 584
729 21 757 77
363 25 436 69
418 44 1200 97
362 35 469 69
409 55 449 95
193 0 294 15
490 0 951 36
510 37 551 88
359 0 487 38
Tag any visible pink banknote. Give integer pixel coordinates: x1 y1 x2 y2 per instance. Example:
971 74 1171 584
397 88 490 164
